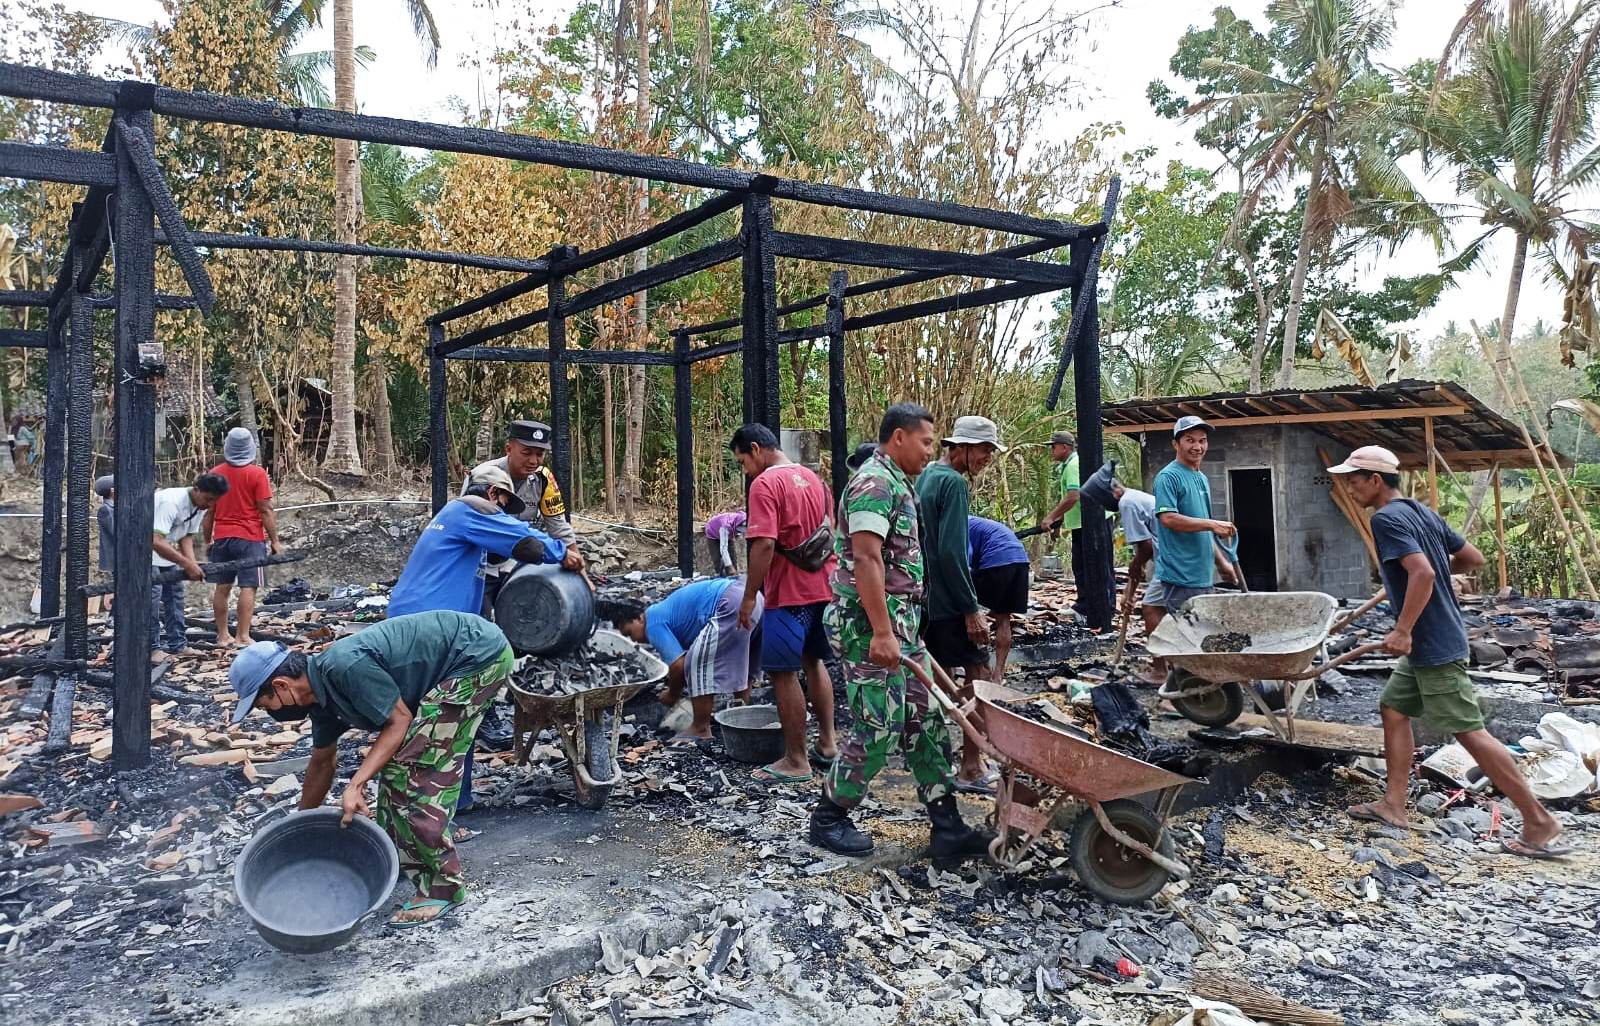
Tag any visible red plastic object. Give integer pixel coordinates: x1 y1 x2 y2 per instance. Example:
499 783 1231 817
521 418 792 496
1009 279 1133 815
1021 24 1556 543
1115 957 1140 978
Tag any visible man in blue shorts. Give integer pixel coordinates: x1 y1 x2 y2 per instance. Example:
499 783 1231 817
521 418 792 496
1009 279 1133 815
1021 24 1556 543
732 424 838 784
967 515 1030 685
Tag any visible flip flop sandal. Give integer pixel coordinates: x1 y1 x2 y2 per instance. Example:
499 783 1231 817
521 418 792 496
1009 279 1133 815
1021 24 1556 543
390 898 459 928
1346 804 1406 828
953 770 1000 796
807 744 837 768
750 763 812 786
452 827 480 843
1501 836 1574 860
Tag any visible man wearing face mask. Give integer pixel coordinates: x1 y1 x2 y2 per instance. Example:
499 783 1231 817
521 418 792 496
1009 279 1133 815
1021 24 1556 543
229 611 514 927
389 461 567 815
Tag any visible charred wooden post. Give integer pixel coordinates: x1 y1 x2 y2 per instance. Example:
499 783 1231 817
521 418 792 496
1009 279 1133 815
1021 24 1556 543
1065 178 1121 632
64 272 93 663
110 91 159 770
547 246 576 503
672 329 695 578
38 309 66 619
428 323 449 514
740 192 780 431
826 271 849 501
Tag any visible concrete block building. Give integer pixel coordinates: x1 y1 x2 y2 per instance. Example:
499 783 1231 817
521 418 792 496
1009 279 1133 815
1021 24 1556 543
1101 380 1557 599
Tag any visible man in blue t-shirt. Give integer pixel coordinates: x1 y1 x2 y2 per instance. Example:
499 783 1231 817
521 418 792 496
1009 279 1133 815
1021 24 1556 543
387 462 567 814
1151 416 1238 626
1329 445 1565 858
614 576 763 741
967 516 1030 685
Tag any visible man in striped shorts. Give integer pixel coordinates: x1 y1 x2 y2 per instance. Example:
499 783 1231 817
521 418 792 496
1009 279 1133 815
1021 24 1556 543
615 576 764 742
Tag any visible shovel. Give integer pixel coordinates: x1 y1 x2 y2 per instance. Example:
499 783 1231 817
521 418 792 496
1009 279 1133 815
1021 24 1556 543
1218 534 1248 594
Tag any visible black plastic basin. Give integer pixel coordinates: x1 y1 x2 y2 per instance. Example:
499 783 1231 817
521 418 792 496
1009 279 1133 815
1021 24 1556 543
233 808 399 954
713 703 785 765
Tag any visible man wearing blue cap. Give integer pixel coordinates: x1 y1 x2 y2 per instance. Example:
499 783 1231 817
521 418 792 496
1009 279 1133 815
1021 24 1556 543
1151 416 1237 622
229 611 514 926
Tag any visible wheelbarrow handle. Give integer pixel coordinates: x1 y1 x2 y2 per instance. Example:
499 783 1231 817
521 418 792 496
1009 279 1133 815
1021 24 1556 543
1329 588 1386 636
900 656 1005 763
1278 640 1390 681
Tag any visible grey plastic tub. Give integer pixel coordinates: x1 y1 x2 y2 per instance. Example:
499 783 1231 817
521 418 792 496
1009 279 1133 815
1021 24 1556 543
494 562 596 655
713 703 785 764
234 808 399 954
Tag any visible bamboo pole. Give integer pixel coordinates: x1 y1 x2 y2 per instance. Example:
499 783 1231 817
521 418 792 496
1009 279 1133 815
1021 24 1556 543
1471 321 1599 600
1492 462 1507 592
1318 446 1380 570
1424 415 1439 510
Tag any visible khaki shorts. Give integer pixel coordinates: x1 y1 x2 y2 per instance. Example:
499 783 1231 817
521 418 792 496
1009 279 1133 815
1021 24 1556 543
1380 657 1484 735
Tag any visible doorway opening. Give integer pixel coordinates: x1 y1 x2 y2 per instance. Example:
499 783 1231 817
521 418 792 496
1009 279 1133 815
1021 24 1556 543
1228 468 1278 591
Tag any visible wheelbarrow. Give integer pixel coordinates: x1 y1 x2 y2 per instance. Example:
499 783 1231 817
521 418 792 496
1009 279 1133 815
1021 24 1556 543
904 657 1194 906
506 629 668 809
1146 591 1386 740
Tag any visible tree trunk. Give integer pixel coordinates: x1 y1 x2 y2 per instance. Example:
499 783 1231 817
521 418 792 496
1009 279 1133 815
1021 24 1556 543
323 0 365 476
369 353 394 476
235 361 259 436
474 401 495 464
1497 229 1530 360
0 350 15 478
1276 140 1326 389
602 362 616 515
621 0 651 525
1240 242 1270 393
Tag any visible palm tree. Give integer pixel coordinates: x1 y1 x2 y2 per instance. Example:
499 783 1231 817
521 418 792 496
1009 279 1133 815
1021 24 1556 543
1411 0 1600 361
1188 0 1432 387
322 0 438 477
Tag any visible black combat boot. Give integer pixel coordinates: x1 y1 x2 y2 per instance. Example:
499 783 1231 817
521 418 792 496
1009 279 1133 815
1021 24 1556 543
809 797 874 856
926 794 995 868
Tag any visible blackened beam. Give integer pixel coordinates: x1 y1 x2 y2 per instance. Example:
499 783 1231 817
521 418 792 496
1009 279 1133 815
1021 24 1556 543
679 327 824 365
1048 176 1121 410
0 65 1094 241
427 273 549 326
673 234 1081 337
0 141 115 186
561 237 741 318
164 230 548 274
0 289 194 309
445 345 676 366
552 190 744 279
435 306 548 357
683 339 743 364
778 324 827 344
842 278 1065 332
0 329 47 348
112 118 214 313
768 232 1073 287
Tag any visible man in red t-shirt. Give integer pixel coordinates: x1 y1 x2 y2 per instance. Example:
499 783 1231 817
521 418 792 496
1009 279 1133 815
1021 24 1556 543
730 424 838 784
203 428 282 646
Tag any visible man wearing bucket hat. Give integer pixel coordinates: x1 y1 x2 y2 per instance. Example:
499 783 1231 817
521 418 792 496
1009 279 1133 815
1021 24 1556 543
390 461 567 816
203 428 283 647
918 414 1004 790
229 611 515 925
1328 446 1568 857
471 419 585 615
1080 461 1166 683
1150 416 1237 625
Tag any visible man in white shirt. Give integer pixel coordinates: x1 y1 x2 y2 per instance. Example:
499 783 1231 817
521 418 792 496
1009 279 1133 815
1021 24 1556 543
150 474 229 661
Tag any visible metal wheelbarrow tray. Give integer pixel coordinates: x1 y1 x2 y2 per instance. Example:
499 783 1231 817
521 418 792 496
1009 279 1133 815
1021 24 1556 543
1146 591 1385 739
506 629 668 809
907 659 1195 906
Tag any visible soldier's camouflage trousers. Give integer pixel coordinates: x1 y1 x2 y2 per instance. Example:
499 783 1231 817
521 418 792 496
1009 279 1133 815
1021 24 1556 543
376 645 514 903
823 597 955 811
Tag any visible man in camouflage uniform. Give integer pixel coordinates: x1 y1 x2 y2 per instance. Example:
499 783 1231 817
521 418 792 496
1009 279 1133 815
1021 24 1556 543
228 611 513 926
471 420 586 606
810 403 994 864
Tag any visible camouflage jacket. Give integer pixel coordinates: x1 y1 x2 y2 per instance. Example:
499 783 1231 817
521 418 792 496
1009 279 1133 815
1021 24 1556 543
831 448 924 602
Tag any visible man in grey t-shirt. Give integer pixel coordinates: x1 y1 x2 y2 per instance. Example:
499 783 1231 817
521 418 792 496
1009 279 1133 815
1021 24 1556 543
1329 445 1566 858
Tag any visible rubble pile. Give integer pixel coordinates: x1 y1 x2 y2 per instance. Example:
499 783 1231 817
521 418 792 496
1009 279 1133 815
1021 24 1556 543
511 640 657 697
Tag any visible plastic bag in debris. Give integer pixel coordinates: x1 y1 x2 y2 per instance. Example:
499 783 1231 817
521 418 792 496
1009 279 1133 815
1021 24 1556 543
1090 683 1215 778
1169 998 1260 1026
1513 713 1600 798
1535 712 1600 776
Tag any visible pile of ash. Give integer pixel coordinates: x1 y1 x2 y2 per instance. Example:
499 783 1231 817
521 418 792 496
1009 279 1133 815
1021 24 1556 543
510 635 658 697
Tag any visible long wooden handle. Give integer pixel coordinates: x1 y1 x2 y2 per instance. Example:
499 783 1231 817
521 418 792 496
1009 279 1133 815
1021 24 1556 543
1279 641 1389 681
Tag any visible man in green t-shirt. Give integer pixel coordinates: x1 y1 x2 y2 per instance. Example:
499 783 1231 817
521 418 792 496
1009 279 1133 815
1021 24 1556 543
228 610 514 927
917 415 1003 790
1043 429 1115 615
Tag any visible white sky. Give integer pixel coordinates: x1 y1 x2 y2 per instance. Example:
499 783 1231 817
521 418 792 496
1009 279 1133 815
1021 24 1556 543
52 0 1564 344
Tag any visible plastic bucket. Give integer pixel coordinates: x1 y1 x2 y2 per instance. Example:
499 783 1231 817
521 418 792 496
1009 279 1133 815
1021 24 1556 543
234 808 398 954
494 563 595 655
713 704 785 764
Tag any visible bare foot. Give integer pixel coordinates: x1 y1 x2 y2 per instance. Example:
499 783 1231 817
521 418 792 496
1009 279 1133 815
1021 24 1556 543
150 651 172 666
235 634 254 646
1521 808 1565 850
215 636 240 650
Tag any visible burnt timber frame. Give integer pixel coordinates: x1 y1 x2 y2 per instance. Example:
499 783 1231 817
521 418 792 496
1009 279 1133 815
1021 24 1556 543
0 60 1117 770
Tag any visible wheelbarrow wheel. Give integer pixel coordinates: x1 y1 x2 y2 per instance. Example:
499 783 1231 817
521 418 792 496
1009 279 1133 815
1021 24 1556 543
572 719 618 810
1168 672 1244 728
1068 799 1175 906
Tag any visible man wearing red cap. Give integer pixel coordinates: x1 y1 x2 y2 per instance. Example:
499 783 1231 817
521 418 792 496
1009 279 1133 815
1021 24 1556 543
1328 445 1567 858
